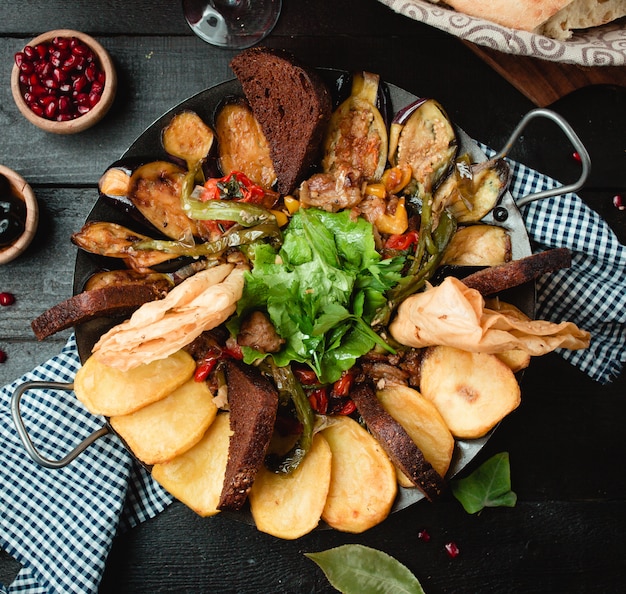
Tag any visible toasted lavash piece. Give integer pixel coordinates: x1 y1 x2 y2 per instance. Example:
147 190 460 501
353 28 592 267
110 378 218 465
152 412 231 517
218 359 279 512
91 264 245 371
321 415 397 534
485 298 532 372
389 276 590 355
249 433 332 540
74 350 196 416
539 0 626 40
440 0 574 32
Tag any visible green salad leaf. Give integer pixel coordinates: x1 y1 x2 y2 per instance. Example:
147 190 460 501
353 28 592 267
450 451 517 514
228 208 404 383
305 544 425 594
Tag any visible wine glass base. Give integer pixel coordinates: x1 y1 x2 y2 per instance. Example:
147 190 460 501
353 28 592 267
183 0 282 50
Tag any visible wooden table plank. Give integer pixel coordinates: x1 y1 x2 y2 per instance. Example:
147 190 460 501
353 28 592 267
464 42 626 107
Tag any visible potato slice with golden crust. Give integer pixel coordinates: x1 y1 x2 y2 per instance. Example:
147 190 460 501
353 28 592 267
321 416 397 534
74 350 195 416
152 412 231 517
377 384 454 486
110 378 218 465
350 381 445 501
249 433 332 540
420 346 521 439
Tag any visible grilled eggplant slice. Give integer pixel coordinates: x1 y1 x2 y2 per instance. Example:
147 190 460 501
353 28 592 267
322 71 388 182
215 99 277 190
389 98 457 195
440 224 512 267
161 110 215 179
128 160 207 243
434 156 510 223
71 221 181 270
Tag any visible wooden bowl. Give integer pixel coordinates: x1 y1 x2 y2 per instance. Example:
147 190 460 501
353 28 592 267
0 165 39 265
11 29 117 134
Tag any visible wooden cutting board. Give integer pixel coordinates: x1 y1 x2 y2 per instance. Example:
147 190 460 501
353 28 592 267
464 42 626 106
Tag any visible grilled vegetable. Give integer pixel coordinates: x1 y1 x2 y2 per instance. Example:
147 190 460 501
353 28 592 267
215 100 277 190
433 156 510 223
71 221 181 269
389 98 457 195
322 71 388 182
161 110 215 181
440 224 511 267
128 160 207 243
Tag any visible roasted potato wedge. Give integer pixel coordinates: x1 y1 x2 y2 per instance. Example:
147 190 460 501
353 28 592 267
440 225 511 267
152 412 231 517
74 350 195 416
419 345 521 439
249 433 332 539
110 378 218 465
321 416 397 533
377 384 454 486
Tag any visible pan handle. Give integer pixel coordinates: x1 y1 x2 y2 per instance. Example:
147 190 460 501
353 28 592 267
492 108 591 207
10 380 110 469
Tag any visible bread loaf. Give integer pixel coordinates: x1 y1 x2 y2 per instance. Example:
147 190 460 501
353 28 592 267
230 48 332 195
438 0 626 39
539 0 626 40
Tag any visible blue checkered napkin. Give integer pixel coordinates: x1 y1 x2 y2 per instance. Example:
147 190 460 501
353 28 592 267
0 335 173 594
488 149 626 384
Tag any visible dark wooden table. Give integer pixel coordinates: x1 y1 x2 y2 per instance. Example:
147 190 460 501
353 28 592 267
1 2 625 592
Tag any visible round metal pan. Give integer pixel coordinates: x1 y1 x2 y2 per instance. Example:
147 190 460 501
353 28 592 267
12 69 590 521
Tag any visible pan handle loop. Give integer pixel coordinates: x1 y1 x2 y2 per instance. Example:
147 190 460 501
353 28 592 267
492 108 591 207
10 380 110 469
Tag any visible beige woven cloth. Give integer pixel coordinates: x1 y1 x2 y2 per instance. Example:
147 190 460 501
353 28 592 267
377 0 626 66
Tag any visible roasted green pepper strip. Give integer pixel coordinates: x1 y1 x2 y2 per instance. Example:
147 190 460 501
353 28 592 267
373 197 456 326
132 221 282 257
181 187 276 227
263 361 315 475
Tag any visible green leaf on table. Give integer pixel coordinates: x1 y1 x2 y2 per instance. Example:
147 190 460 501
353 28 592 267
305 544 425 594
450 451 517 514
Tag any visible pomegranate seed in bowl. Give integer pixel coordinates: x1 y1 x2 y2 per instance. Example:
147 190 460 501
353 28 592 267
11 30 117 134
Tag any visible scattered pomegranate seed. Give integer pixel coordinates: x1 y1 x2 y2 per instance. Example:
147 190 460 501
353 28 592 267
417 528 431 542
571 151 582 163
0 292 16 306
444 541 460 558
613 194 625 211
0 349 6 364
15 36 105 122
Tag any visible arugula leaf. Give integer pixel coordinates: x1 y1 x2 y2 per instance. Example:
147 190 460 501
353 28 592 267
229 208 404 383
305 544 425 594
450 451 517 514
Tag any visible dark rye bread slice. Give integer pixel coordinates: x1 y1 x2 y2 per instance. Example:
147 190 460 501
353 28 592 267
218 358 278 511
350 380 445 501
230 47 332 195
460 247 572 296
31 284 163 341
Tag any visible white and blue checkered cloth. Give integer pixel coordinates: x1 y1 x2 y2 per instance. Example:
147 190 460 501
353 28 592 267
0 156 624 593
0 335 173 594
